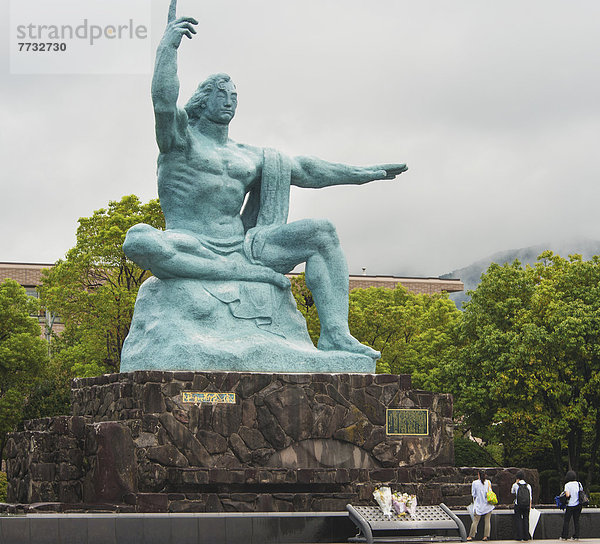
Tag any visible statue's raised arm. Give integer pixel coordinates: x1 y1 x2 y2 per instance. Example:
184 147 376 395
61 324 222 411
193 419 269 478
151 0 198 153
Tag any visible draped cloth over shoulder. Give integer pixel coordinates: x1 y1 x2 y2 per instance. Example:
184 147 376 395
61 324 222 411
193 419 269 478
242 148 292 232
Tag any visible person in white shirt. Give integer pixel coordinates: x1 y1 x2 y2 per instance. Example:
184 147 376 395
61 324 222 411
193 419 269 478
511 471 532 541
560 470 583 541
467 470 495 541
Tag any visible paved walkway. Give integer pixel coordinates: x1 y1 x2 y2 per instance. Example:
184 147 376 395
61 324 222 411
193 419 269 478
315 541 600 544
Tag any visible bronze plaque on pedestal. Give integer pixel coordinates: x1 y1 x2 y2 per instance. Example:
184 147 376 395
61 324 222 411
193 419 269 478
181 391 236 404
386 408 429 436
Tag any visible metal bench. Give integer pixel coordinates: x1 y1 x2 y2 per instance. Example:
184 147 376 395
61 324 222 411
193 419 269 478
346 503 467 543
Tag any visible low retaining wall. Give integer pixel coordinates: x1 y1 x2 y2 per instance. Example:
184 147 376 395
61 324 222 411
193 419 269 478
0 508 598 544
0 465 538 514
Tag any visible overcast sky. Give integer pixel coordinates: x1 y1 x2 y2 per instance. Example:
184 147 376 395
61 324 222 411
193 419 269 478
1 0 599 276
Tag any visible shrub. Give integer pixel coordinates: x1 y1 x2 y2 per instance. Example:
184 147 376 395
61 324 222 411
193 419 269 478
0 472 7 503
454 437 501 467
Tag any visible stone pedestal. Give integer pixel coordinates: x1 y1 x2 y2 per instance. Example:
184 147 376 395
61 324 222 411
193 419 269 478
4 371 475 512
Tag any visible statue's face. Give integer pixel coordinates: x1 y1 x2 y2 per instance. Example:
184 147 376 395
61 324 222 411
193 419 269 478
202 81 237 124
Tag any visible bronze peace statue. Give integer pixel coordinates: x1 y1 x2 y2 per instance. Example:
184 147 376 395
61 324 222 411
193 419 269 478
120 0 407 373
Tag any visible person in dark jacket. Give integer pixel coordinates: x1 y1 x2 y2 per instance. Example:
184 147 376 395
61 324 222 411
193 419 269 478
511 471 532 541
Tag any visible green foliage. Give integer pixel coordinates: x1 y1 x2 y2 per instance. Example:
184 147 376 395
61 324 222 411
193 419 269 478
454 252 600 488
290 273 320 346
290 275 461 386
538 469 564 504
0 472 6 502
39 195 164 376
590 492 600 507
21 356 72 420
348 285 460 386
454 436 501 467
0 279 48 453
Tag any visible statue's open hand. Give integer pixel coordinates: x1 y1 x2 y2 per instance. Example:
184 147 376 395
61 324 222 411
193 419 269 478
232 257 291 289
163 16 198 48
373 164 408 180
268 271 291 290
253 266 291 289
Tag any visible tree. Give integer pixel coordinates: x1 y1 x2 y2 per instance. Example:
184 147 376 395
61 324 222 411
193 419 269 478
21 355 72 421
454 252 600 489
291 275 460 386
449 260 535 458
290 273 320 346
39 195 164 376
0 279 48 453
348 285 460 387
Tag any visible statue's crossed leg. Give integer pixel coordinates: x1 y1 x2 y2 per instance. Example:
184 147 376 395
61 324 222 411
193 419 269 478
124 220 380 360
246 218 380 360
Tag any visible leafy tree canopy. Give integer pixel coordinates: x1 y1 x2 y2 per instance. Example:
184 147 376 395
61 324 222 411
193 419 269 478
291 274 461 387
348 285 460 387
0 279 48 452
39 195 164 376
454 252 600 487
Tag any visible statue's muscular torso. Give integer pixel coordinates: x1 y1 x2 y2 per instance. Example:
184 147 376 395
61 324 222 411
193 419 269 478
158 126 263 241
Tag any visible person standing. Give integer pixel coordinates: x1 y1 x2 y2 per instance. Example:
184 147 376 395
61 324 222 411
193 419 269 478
511 471 532 541
560 471 583 541
467 470 495 541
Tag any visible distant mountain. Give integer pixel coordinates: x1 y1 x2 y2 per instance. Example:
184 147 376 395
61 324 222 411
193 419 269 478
441 239 600 309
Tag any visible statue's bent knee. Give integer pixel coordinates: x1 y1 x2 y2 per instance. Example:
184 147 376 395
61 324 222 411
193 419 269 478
124 223 167 270
310 218 340 251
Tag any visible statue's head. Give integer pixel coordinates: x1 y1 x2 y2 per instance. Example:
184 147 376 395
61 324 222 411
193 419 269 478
185 73 237 124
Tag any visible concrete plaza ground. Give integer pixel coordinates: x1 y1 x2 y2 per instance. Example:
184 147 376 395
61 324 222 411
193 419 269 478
1 509 598 544
317 541 600 544
0 508 600 544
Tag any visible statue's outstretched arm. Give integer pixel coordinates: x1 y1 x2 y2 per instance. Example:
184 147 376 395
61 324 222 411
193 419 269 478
152 3 198 152
290 156 407 188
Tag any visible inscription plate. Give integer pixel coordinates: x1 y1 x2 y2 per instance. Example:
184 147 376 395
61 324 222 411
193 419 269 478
182 391 236 404
386 409 429 436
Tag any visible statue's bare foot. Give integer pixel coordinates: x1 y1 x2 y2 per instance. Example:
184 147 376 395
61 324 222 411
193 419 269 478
318 329 380 360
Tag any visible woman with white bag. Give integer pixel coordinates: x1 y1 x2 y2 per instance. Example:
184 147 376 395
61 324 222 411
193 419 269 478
467 470 495 541
560 470 583 541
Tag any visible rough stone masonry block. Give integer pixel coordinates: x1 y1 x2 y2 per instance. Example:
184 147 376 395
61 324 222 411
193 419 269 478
2 371 506 512
70 371 454 470
87 422 137 502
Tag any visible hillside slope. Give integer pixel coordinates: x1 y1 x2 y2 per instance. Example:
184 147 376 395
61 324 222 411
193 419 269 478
441 239 600 309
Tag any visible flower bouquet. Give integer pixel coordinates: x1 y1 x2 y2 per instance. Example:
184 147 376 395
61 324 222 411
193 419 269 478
373 486 393 517
392 491 417 517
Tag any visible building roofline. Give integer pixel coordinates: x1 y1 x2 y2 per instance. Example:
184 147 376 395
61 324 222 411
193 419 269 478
1 264 459 282
287 272 462 282
0 262 55 267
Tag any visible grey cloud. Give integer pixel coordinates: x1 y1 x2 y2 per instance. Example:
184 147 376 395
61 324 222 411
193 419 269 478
1 0 599 276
